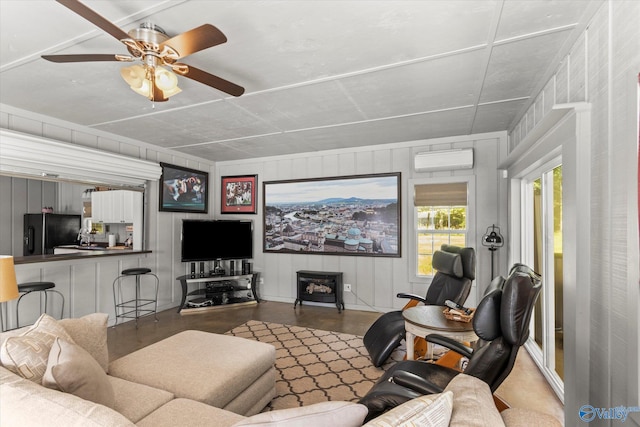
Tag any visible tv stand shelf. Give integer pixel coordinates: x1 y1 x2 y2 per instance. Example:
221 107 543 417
176 272 260 314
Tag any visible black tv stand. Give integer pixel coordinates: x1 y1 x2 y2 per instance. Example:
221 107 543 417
207 271 227 277
176 272 260 314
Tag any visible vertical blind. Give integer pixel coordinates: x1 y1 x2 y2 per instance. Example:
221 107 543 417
414 182 468 206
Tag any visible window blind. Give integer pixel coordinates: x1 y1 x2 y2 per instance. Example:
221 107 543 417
414 182 468 206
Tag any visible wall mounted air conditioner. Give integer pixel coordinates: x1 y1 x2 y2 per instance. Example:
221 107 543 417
414 149 474 172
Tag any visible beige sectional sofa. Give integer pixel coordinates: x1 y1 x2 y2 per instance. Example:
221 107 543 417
0 313 561 427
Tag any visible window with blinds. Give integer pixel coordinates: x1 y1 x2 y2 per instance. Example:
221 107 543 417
414 182 468 276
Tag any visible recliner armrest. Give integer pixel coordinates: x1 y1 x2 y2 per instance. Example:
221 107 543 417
391 371 444 395
426 334 473 358
396 293 427 304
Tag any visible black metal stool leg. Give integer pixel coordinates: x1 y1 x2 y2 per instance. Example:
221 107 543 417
135 274 141 328
15 290 31 328
150 273 160 322
112 275 123 327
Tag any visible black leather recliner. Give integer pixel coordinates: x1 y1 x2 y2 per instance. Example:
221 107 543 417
362 245 476 367
359 264 541 421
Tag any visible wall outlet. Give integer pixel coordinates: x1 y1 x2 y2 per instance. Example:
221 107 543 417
344 283 352 292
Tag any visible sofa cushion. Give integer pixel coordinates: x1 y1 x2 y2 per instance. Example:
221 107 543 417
232 401 368 427
137 398 246 427
222 367 277 416
59 313 109 373
0 366 134 427
42 338 115 408
0 313 75 383
108 375 174 423
363 392 453 427
443 374 506 427
500 408 562 427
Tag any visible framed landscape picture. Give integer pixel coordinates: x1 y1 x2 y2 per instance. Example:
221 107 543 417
159 163 208 213
263 172 401 257
221 174 258 214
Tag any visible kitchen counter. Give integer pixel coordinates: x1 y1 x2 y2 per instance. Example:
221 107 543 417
14 248 152 265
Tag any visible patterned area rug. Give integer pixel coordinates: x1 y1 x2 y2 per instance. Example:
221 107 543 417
226 320 405 410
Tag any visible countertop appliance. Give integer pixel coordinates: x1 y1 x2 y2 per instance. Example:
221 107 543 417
23 213 82 256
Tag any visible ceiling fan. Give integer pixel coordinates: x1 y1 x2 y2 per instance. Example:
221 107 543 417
42 0 244 101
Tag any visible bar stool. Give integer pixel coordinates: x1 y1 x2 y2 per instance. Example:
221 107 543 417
16 281 65 328
112 268 159 327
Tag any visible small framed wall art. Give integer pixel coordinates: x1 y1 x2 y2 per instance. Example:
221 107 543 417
159 162 209 213
221 174 258 214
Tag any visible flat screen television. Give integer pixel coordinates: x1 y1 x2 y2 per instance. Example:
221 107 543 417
181 219 253 262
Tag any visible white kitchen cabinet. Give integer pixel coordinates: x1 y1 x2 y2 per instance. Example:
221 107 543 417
91 190 142 223
121 190 142 223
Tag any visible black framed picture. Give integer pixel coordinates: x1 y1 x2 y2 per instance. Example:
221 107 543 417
159 162 208 213
263 172 401 257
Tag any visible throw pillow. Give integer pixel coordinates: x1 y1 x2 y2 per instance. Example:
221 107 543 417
232 401 368 427
42 337 116 409
59 313 109 373
0 313 75 383
363 392 453 427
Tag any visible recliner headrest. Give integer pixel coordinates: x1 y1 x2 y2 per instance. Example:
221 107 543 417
500 271 542 346
432 250 463 278
508 263 541 285
440 244 476 280
473 289 502 341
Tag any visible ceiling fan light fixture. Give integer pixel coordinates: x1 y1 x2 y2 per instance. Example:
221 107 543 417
130 78 151 97
120 64 146 89
161 85 182 98
155 67 178 91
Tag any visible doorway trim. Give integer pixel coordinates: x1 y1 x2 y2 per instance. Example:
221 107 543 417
505 102 591 413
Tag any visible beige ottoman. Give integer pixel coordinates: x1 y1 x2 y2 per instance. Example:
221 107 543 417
108 330 276 416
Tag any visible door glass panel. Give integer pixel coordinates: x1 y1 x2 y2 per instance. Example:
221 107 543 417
533 178 543 348
525 163 564 394
553 166 564 380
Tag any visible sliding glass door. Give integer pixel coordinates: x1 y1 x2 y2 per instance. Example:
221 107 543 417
523 160 564 399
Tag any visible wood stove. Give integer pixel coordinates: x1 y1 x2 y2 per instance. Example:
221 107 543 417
295 270 344 312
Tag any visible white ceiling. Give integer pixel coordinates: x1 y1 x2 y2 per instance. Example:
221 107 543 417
0 0 597 162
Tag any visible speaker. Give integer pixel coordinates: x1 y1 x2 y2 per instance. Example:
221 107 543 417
242 260 252 274
199 262 205 277
190 263 196 278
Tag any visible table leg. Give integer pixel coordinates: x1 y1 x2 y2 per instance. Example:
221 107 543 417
406 330 415 360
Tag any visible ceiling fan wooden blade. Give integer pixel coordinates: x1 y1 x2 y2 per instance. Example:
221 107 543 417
42 54 126 63
56 0 130 41
161 24 227 59
176 64 244 97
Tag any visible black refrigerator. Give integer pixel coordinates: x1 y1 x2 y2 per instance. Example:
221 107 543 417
23 213 82 255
